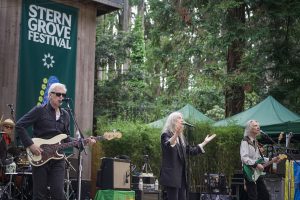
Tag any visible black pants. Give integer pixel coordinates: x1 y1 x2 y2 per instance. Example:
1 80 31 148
32 159 65 200
164 184 187 200
164 169 187 200
245 177 270 200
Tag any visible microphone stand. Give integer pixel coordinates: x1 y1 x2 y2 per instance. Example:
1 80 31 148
260 131 277 145
261 131 300 165
184 125 194 200
64 99 86 200
7 104 15 122
7 104 20 146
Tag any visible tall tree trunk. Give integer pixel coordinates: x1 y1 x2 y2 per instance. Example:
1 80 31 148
225 3 246 117
137 0 145 28
119 0 131 72
119 0 130 32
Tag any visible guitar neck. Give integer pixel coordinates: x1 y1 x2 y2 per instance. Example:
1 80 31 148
57 136 103 150
263 158 276 168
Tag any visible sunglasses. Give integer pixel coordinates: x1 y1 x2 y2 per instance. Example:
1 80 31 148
4 125 13 129
51 92 66 98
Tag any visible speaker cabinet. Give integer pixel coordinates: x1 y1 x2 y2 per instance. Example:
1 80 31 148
264 176 284 200
135 190 160 200
96 157 131 190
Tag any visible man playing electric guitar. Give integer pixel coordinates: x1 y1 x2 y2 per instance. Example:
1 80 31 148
240 120 282 200
16 83 96 200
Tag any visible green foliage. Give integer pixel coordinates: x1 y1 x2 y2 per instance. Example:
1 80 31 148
92 3 300 196
205 105 225 121
95 118 243 191
94 70 153 121
95 118 161 175
131 16 145 66
94 0 300 128
188 123 243 191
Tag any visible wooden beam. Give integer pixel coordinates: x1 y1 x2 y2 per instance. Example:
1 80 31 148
90 0 123 9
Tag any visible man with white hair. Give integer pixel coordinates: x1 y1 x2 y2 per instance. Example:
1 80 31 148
240 119 281 200
16 83 96 200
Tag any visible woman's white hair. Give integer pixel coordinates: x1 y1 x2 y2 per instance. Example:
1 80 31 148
48 83 67 98
244 120 257 136
162 112 183 135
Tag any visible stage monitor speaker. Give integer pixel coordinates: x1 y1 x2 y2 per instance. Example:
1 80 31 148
96 157 131 190
135 190 160 200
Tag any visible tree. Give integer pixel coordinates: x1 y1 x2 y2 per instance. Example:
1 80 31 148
224 1 246 117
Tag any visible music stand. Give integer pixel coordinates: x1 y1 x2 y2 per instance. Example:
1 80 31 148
185 125 193 200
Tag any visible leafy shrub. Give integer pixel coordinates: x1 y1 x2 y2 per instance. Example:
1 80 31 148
94 117 243 192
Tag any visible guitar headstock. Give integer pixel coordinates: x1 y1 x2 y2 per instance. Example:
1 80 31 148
278 154 287 160
278 132 284 143
103 131 122 140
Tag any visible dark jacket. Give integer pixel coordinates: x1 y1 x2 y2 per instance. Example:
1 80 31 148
159 130 204 188
15 103 70 148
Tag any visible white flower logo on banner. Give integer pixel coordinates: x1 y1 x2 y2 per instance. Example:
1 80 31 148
42 53 55 69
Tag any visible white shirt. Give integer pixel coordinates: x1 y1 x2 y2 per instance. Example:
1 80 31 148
240 136 268 166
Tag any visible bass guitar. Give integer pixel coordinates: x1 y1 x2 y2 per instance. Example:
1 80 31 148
26 131 122 166
243 154 287 182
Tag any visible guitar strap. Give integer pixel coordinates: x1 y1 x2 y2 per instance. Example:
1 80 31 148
243 136 264 159
257 144 264 159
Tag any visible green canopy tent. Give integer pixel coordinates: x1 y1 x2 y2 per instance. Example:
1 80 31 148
214 96 300 137
148 104 214 129
262 119 300 135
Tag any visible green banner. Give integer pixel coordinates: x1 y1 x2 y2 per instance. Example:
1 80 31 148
17 0 78 141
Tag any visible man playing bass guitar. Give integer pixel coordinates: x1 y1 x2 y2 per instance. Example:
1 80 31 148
16 83 96 200
240 120 283 200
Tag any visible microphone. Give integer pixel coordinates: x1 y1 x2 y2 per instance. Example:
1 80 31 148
62 98 71 102
182 121 194 127
260 130 268 136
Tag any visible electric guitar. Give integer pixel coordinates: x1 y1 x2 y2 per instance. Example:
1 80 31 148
243 154 287 182
26 131 122 166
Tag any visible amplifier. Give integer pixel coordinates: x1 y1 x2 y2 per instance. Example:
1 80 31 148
96 157 131 190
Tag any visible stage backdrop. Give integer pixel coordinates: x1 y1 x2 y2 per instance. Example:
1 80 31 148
17 0 78 143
